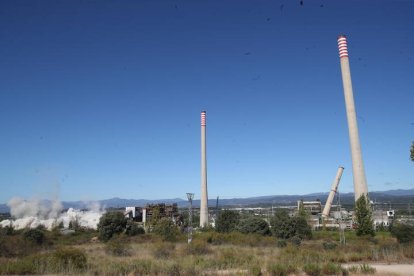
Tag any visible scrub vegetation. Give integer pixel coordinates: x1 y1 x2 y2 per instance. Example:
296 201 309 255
1 212 414 275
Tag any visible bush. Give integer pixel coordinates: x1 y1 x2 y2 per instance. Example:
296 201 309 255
105 239 131 256
302 263 321 276
23 228 45 245
321 262 342 275
290 235 302 247
270 209 312 240
185 239 210 255
125 221 145 236
390 223 414 244
152 218 180 242
359 264 376 274
236 217 271 235
277 240 287 248
249 264 262 276
52 247 88 272
322 241 337 250
267 263 297 276
215 210 240 233
97 211 127 242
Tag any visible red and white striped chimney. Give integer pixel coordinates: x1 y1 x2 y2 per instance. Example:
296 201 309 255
337 35 369 201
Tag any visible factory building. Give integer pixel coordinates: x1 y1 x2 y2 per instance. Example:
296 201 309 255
125 203 183 226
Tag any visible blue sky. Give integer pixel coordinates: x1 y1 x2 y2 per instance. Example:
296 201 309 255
0 0 413 203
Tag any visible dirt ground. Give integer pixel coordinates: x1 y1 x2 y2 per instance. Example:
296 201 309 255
344 263 414 276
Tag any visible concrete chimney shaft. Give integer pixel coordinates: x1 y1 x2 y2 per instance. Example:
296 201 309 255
200 111 208 227
322 166 344 218
337 35 369 201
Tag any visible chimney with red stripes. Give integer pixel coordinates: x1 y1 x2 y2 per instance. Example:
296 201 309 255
200 111 209 227
337 35 369 201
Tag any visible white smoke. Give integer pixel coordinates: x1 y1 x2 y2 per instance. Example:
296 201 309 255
0 197 104 230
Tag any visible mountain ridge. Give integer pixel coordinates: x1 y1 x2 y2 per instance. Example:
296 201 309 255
1 188 413 213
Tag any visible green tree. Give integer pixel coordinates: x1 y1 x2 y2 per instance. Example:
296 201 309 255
152 218 180 241
97 211 127 241
410 141 414 161
354 194 375 236
215 210 240 233
269 209 312 240
237 217 271 235
23 228 45 245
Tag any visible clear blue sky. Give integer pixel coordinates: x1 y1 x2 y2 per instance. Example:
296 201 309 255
1 0 413 203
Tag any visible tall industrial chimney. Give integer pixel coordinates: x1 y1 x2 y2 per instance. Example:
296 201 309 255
337 35 369 201
200 111 209 227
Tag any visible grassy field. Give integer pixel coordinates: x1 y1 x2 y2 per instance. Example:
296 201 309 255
1 228 413 275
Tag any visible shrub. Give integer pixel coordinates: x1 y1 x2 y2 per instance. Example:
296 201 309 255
97 211 127 242
291 235 302 247
185 239 211 255
267 263 297 276
270 210 312 240
322 241 337 250
277 240 287 248
23 228 45 245
359 264 376 274
321 262 342 275
302 263 321 276
152 218 180 242
390 223 414 244
215 210 240 233
52 247 88 272
125 221 145 236
237 217 271 235
105 239 131 256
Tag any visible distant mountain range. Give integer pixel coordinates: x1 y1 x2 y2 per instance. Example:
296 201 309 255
1 188 414 213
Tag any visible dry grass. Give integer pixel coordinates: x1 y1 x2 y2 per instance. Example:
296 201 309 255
1 230 414 275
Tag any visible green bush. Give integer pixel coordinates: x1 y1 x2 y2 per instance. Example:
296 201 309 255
125 221 145 236
52 247 88 272
302 263 321 276
185 239 211 255
270 209 312 240
23 228 45 245
321 262 342 275
359 264 376 274
152 218 180 242
267 263 297 276
236 217 271 235
97 211 127 242
215 210 240 233
291 235 302 247
390 223 414 243
277 240 287 248
322 241 337 250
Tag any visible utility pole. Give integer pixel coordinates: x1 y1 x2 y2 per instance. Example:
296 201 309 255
186 193 194 244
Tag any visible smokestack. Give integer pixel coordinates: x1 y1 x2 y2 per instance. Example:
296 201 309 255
322 166 344 218
200 111 208 227
337 35 369 201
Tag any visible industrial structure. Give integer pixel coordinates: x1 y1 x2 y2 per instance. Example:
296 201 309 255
337 35 369 201
200 111 209 227
322 167 344 218
125 203 182 226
